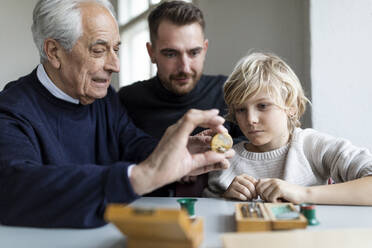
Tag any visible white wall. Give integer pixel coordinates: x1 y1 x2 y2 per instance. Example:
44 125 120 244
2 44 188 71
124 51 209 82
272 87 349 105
0 0 40 90
311 0 372 151
197 0 311 128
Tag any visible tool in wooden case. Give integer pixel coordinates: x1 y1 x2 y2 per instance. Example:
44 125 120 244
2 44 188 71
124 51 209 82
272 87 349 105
236 202 308 232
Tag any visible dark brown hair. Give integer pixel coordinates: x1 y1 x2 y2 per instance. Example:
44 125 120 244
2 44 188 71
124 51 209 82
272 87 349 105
148 1 205 45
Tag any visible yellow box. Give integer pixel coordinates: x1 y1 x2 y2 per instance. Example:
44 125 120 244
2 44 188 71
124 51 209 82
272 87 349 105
104 204 204 248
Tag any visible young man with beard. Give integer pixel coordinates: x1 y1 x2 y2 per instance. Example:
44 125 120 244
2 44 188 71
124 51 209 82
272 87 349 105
118 1 243 197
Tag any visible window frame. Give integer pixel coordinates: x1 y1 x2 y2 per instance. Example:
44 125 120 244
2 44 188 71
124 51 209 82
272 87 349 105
116 0 195 88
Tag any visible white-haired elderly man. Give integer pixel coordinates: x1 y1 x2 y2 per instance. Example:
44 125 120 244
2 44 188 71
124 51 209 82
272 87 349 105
0 0 233 228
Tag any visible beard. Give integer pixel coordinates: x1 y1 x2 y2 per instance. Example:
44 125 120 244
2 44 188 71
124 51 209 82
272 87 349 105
162 71 201 95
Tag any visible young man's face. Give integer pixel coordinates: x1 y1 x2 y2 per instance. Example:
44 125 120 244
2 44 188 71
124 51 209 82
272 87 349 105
55 3 121 105
234 90 290 152
147 20 208 95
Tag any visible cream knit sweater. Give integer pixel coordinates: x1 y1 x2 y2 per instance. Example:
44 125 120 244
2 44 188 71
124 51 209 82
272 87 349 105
204 128 372 197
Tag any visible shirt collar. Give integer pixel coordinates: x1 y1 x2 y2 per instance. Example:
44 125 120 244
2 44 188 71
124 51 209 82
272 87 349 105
36 64 79 104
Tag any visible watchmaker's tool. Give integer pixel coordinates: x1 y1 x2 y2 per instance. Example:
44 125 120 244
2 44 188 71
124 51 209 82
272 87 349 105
236 202 307 232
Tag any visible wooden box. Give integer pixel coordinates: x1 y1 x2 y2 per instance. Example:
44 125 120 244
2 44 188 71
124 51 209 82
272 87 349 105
104 204 204 248
236 203 307 232
235 202 272 232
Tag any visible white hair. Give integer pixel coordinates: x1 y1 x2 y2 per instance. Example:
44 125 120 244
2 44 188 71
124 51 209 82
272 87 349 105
31 0 116 63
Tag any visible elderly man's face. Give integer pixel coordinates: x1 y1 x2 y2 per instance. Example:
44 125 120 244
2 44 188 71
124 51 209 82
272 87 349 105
58 3 120 105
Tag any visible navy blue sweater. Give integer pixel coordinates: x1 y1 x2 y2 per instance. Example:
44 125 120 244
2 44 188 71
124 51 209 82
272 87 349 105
0 69 157 228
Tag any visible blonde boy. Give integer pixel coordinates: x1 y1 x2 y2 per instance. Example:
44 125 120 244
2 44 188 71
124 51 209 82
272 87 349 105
205 52 372 205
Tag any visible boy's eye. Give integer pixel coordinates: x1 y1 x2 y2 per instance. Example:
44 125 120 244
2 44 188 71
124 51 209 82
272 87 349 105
235 108 246 113
257 103 269 110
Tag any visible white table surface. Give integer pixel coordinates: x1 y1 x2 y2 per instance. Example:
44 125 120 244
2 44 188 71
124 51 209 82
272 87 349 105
1 197 372 248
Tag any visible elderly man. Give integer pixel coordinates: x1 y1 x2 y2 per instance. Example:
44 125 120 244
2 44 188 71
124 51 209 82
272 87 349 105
118 1 244 197
0 0 233 228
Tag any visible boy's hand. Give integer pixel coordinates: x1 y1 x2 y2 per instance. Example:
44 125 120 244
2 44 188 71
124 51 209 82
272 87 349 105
223 174 258 201
256 178 307 204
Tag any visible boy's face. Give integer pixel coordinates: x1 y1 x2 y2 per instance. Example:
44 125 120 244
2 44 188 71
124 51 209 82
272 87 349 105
234 90 290 152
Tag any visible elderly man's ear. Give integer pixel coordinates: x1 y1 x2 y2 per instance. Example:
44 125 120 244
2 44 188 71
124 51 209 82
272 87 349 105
44 38 63 69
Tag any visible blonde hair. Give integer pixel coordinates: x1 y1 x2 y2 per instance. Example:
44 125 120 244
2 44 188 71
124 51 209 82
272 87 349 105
224 52 310 133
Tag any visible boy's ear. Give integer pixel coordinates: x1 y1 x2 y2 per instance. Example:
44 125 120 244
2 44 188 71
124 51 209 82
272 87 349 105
287 106 297 118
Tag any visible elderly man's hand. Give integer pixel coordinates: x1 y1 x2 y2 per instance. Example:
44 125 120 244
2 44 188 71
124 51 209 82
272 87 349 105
130 109 235 195
186 128 234 176
186 128 221 153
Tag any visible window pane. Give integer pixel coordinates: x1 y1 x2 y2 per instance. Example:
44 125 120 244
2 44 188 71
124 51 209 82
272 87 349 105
118 0 149 24
150 0 191 4
131 0 148 17
131 30 150 83
150 0 161 4
120 21 152 87
118 0 129 24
